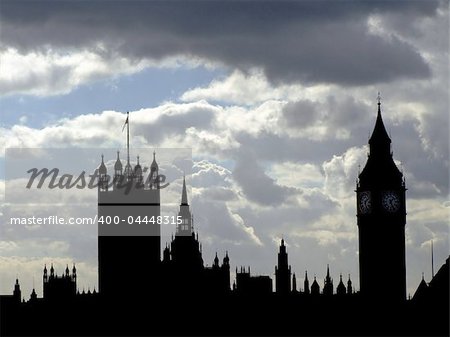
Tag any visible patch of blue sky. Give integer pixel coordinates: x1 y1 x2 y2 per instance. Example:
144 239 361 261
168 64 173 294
0 65 227 129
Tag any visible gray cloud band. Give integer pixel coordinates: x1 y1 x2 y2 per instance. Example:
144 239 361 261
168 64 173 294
0 1 440 86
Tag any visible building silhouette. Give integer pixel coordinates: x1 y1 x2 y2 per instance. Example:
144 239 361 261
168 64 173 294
98 149 161 297
356 96 407 302
323 264 334 296
275 239 291 294
0 99 448 336
336 274 346 296
303 271 310 295
43 264 76 301
235 266 273 295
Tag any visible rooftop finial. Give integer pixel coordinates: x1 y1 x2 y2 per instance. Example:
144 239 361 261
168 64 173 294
377 92 381 106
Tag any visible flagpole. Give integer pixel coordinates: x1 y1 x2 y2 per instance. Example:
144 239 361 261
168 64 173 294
126 111 130 165
431 240 434 278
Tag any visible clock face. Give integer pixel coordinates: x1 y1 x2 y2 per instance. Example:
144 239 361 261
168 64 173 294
382 191 400 213
359 191 372 214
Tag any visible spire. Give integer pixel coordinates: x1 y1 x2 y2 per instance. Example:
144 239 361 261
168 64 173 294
99 154 107 175
304 270 310 295
358 94 403 189
114 151 123 172
369 92 391 150
326 264 330 278
337 273 346 295
347 274 353 294
223 250 230 265
181 174 188 206
151 151 158 169
134 155 143 181
214 252 219 267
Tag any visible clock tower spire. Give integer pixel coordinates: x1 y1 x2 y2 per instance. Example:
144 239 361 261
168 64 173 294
356 96 406 302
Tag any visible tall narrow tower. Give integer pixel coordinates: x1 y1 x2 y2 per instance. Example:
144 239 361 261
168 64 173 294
97 113 161 297
356 96 406 301
170 175 203 269
275 239 291 294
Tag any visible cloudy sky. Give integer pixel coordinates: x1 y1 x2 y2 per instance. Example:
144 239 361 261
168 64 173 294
0 1 448 299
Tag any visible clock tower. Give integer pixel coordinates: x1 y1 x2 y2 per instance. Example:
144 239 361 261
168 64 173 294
356 96 406 302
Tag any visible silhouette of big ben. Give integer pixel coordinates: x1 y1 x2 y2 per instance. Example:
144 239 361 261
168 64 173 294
356 96 406 301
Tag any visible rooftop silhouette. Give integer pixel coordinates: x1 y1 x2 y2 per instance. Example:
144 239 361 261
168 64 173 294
0 100 448 336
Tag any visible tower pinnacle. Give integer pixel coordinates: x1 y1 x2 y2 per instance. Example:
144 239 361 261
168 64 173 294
181 175 188 206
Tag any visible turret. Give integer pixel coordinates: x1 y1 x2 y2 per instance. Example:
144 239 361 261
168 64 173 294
134 156 143 185
114 151 123 179
72 263 77 282
311 276 320 295
323 264 333 296
223 251 230 267
13 278 21 303
50 263 54 278
98 155 108 191
30 288 37 302
337 274 346 295
292 273 297 293
163 244 171 263
275 238 291 294
43 264 48 283
304 271 310 295
149 151 159 189
213 252 220 268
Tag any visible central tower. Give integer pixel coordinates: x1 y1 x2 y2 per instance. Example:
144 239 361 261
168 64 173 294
97 113 161 297
356 97 406 301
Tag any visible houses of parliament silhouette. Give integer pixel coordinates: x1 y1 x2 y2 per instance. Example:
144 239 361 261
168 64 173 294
1 100 448 336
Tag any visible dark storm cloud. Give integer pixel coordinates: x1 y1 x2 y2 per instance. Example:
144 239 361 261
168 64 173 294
1 1 440 86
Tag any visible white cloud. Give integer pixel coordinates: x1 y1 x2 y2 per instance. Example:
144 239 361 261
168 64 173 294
181 69 307 105
0 48 153 97
323 147 367 200
269 162 324 189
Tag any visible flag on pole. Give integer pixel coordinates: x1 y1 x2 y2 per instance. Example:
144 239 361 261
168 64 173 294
122 112 129 132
